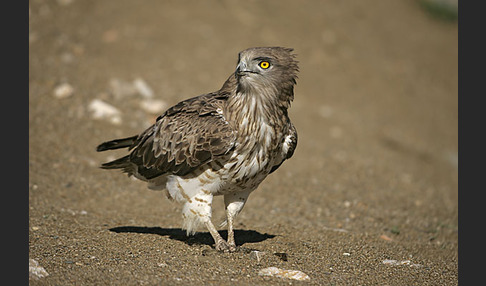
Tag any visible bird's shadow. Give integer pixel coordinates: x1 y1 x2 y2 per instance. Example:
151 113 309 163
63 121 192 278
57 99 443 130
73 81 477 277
109 226 276 247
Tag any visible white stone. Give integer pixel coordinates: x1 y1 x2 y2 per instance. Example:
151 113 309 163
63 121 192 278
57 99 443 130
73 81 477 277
88 99 122 125
133 78 154 98
250 250 263 263
382 259 422 267
139 99 167 114
29 259 49 280
53 83 74 99
258 267 310 281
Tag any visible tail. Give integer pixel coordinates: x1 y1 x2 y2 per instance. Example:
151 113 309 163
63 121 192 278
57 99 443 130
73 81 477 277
96 136 138 152
97 136 137 173
99 155 131 170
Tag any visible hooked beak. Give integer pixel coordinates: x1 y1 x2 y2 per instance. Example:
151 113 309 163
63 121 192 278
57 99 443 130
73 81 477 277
235 61 257 78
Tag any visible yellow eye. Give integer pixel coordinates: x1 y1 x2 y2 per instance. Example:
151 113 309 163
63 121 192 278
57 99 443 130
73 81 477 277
259 61 270 69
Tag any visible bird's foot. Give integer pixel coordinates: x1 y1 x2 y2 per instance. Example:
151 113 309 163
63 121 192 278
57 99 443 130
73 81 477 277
215 239 237 253
228 242 237 253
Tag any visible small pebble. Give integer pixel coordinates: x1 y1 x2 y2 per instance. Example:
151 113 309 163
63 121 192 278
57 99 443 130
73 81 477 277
109 78 137 98
274 252 288 261
29 259 49 280
380 234 394 241
382 259 422 267
258 267 310 281
88 99 122 125
61 52 74 64
102 29 119 43
250 250 263 263
53 83 74 99
139 99 167 114
133 78 154 98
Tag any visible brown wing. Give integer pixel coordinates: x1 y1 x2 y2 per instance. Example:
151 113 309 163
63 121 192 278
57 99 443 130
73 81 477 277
128 93 235 179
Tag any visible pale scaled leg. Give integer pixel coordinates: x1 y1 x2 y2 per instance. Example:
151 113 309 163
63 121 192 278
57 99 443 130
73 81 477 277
223 190 251 252
204 220 232 252
181 190 234 252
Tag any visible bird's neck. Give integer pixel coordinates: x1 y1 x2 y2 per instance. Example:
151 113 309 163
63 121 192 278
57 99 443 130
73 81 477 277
218 74 294 141
224 86 289 141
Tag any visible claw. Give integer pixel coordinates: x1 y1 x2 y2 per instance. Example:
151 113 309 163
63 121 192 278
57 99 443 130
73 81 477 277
215 240 237 252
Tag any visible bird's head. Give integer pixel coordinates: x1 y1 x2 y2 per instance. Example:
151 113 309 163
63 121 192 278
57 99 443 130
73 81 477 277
234 47 299 95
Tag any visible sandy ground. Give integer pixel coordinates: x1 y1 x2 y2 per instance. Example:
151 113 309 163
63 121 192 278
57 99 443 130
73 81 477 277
29 0 458 284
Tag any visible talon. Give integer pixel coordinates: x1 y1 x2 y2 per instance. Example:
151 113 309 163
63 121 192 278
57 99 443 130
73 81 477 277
215 240 237 252
215 240 230 252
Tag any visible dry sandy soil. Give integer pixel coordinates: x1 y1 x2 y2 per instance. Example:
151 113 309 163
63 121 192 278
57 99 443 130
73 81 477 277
29 0 458 284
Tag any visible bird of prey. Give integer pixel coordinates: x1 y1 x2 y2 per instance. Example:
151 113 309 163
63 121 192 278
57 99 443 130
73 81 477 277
96 47 298 252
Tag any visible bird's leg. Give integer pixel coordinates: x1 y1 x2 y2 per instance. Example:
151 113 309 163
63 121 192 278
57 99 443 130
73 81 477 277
224 190 251 252
226 211 237 251
204 220 231 252
181 190 232 251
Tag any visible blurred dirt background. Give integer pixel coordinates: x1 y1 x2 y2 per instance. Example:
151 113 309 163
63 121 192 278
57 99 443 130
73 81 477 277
29 0 458 284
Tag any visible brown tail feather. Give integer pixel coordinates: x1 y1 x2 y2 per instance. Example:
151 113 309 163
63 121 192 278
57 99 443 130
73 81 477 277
100 155 131 170
96 136 137 152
